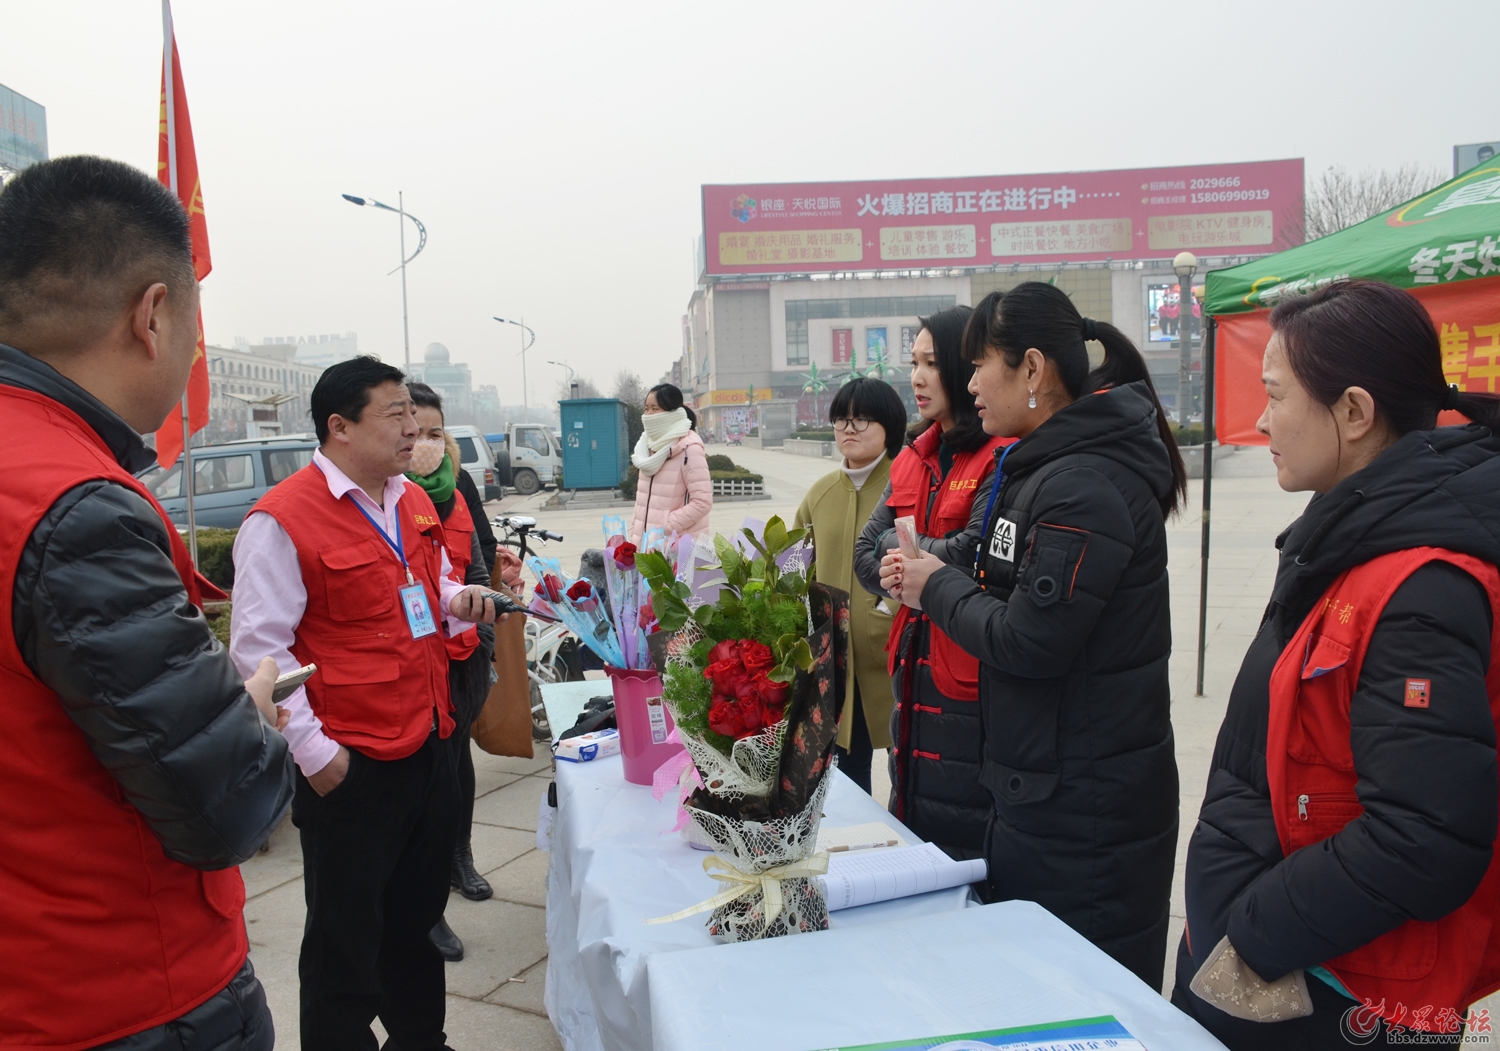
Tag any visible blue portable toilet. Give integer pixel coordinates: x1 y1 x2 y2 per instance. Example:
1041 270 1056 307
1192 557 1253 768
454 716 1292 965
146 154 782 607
559 398 629 490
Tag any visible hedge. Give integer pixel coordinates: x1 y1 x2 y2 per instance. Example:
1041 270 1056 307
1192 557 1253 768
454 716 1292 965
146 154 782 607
196 527 238 590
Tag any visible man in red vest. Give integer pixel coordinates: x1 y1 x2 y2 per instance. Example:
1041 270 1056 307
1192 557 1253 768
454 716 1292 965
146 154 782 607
231 356 501 1050
0 158 296 1049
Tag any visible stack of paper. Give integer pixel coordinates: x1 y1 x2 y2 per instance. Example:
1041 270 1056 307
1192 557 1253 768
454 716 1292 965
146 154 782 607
819 842 987 911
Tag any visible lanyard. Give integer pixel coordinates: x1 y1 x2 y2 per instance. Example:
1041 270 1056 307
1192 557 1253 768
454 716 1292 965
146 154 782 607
350 497 415 585
974 440 1021 578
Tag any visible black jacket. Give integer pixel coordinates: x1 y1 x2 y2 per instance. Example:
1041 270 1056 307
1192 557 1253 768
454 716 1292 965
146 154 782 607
853 451 999 858
1175 426 1500 1040
451 467 497 575
921 382 1180 989
3 344 294 870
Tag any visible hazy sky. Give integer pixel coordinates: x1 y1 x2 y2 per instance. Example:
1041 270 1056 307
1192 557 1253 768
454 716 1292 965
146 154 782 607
4 1 1497 404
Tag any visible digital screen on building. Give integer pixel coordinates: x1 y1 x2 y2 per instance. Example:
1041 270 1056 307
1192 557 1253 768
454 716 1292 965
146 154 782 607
0 83 47 173
702 159 1305 276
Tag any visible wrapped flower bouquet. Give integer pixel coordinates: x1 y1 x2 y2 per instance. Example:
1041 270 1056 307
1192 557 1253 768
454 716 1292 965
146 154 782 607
639 516 849 941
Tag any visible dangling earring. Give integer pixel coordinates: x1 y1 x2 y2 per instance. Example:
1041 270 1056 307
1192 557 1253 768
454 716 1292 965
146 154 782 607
1028 390 1037 409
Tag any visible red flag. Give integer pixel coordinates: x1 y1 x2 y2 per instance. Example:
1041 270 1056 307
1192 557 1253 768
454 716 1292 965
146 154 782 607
153 0 212 468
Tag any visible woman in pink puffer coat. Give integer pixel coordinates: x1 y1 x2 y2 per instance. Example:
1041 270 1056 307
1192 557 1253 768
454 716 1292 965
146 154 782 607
629 383 714 542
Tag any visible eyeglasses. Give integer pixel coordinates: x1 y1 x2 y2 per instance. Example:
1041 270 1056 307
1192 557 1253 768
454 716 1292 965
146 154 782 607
832 417 874 433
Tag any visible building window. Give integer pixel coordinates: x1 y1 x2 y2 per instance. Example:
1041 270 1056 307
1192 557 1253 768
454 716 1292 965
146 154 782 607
785 295 955 367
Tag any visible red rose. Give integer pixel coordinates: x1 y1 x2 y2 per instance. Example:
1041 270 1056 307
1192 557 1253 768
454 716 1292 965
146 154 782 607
739 639 775 676
540 573 565 603
612 541 637 569
702 638 790 739
566 579 592 601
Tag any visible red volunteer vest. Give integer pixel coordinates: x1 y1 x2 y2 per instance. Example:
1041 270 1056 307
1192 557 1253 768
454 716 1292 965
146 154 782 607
885 427 1011 699
439 493 479 662
0 386 246 1049
254 464 454 759
1267 547 1500 1029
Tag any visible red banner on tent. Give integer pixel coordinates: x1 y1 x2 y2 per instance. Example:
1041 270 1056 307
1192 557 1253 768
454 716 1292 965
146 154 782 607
152 3 212 469
1214 276 1500 446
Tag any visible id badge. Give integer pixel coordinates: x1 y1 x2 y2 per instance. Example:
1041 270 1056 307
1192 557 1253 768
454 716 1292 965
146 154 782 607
400 582 439 639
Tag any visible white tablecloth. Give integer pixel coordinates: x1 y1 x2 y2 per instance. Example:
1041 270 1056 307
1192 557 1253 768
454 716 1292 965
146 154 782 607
543 756 976 1051
647 900 1227 1050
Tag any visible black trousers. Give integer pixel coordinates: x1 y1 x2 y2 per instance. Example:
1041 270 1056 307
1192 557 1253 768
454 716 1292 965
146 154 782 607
834 683 874 794
292 731 458 1051
93 959 272 1050
449 641 492 853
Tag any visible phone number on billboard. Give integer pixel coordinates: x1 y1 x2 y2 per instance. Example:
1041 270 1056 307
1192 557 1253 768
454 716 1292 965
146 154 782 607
1190 188 1272 203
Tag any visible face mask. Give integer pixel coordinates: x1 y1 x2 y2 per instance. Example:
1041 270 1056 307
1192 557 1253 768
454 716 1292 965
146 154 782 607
409 438 446 476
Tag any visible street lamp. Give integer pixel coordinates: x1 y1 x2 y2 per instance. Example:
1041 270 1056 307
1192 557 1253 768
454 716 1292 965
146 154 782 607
494 316 536 410
1173 251 1198 429
343 193 427 371
548 359 578 400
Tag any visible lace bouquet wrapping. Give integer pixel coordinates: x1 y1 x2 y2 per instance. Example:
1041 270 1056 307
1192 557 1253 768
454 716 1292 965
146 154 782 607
640 517 850 942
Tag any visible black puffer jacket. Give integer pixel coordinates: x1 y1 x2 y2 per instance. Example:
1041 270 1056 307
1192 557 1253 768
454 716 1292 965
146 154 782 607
1174 426 1500 1047
3 345 294 869
921 382 1180 989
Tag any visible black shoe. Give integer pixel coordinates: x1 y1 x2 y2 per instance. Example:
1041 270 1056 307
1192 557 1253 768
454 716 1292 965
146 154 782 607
451 844 493 901
430 916 463 962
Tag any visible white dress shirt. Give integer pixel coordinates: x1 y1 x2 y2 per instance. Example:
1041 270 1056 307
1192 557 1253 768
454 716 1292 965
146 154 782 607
230 448 474 777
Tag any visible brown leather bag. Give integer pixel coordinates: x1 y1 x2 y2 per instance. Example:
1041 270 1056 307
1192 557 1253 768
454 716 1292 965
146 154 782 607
469 568 535 758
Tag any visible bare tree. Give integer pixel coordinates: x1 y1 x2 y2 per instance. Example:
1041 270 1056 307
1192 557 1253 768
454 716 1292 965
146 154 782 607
613 369 647 453
1302 164 1447 241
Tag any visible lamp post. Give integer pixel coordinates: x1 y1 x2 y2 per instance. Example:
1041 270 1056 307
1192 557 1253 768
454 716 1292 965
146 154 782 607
548 359 578 400
342 193 427 371
1173 251 1198 429
494 316 536 410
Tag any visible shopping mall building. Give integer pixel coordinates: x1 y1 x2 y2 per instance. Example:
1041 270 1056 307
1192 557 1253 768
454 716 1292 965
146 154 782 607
674 160 1304 441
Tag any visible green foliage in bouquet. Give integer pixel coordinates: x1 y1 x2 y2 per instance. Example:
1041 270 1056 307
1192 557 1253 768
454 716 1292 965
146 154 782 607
638 516 820 755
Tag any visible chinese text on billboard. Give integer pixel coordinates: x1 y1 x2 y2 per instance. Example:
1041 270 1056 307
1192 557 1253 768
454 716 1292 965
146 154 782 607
703 160 1304 276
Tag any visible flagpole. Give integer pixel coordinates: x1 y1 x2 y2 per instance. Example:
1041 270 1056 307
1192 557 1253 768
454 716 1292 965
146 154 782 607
163 0 198 567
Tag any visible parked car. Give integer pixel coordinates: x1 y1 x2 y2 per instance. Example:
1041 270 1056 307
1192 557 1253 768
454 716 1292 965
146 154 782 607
445 424 501 502
136 435 318 530
484 423 562 496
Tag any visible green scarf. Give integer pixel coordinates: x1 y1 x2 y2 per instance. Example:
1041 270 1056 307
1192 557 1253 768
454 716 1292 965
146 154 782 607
407 452 457 505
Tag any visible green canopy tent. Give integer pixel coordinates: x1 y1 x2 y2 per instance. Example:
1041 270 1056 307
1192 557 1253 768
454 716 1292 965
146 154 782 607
1192 162 1500 692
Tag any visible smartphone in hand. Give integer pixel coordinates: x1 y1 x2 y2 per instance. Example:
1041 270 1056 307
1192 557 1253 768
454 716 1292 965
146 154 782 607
271 664 317 704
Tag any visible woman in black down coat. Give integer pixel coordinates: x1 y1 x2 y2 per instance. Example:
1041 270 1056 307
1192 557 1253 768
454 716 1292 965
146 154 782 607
882 281 1186 989
1173 281 1500 1048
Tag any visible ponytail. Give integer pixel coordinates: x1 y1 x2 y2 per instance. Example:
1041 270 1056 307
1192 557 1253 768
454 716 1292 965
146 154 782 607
1454 389 1500 430
965 282 1187 515
1086 320 1187 513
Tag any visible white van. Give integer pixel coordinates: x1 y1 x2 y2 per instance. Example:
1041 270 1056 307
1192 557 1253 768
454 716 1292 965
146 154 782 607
445 425 501 501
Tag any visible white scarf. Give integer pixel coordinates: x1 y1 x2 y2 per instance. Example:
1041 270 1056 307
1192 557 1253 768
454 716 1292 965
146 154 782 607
632 408 692 476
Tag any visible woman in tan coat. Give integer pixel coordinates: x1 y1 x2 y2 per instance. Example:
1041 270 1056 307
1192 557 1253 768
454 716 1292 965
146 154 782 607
794 378 908 793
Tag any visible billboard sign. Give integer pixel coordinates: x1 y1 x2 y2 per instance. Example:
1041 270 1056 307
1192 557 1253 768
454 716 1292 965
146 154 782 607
1456 141 1500 177
703 159 1304 277
0 83 47 173
832 329 852 365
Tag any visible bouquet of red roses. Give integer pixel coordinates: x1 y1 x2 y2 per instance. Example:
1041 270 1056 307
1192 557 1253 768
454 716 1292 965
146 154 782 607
640 516 849 942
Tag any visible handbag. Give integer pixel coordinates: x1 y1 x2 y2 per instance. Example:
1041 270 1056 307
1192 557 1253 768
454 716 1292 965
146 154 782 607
469 566 535 758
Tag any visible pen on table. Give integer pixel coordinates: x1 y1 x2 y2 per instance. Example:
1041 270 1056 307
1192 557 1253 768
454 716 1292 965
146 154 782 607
826 839 900 853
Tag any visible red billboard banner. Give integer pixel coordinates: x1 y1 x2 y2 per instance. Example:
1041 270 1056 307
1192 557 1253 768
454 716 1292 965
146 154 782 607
703 160 1304 276
831 328 852 365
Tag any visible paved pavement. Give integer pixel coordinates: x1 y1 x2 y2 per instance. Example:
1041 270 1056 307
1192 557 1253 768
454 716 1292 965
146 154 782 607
242 440 1307 1046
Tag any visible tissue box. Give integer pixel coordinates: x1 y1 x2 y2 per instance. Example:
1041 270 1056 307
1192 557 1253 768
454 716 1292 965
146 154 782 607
556 728 621 763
